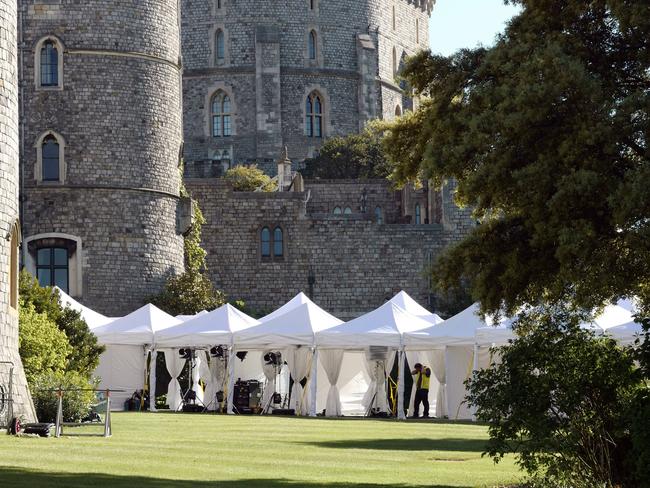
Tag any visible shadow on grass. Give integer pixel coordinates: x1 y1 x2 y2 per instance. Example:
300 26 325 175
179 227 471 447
0 468 459 488
298 437 487 452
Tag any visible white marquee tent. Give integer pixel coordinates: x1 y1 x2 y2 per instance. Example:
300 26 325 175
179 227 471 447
389 291 442 325
92 304 181 409
55 286 115 329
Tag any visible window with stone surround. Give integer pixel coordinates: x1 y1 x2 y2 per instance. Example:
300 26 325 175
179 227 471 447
305 92 323 138
215 29 225 64
9 222 19 310
308 31 317 60
25 234 82 297
344 207 352 215
415 203 421 225
260 226 284 261
211 91 232 137
35 36 63 90
35 130 66 183
333 207 342 215
395 105 402 117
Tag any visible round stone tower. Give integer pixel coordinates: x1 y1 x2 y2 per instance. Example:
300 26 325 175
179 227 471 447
19 1 186 316
0 0 35 422
181 0 434 176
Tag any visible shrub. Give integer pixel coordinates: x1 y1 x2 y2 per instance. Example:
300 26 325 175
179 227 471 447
19 299 71 384
31 371 98 423
466 306 642 487
224 165 277 192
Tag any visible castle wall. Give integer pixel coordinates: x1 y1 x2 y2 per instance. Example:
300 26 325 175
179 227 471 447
19 1 186 316
0 0 35 422
181 0 432 172
187 178 465 320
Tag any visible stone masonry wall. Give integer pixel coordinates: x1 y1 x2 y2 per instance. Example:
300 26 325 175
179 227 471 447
188 178 468 320
181 0 432 171
0 0 35 422
19 0 185 316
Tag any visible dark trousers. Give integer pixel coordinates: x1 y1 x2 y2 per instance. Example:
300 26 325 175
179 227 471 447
413 388 429 417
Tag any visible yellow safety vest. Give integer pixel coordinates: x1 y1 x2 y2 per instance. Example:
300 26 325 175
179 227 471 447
416 369 431 390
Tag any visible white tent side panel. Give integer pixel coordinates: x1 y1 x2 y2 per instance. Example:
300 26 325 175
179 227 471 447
94 344 145 411
314 351 370 416
445 346 474 420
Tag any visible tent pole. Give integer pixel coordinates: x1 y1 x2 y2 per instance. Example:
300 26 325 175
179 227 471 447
309 347 318 417
472 344 479 421
149 348 157 412
397 348 406 420
226 345 236 414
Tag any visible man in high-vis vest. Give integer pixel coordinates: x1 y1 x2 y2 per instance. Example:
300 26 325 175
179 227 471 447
411 363 431 418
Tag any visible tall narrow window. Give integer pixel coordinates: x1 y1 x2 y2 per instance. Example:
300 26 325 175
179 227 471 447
212 91 232 137
40 40 59 87
309 0 314 10
308 31 317 60
392 5 396 30
392 47 398 78
216 0 222 9
42 135 60 181
344 207 352 215
36 247 69 293
375 206 383 224
395 105 402 117
416 18 420 44
305 92 323 138
333 207 342 215
9 228 18 309
273 227 284 257
215 30 225 63
415 204 421 225
261 227 271 257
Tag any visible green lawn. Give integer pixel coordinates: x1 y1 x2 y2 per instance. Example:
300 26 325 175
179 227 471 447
0 413 522 487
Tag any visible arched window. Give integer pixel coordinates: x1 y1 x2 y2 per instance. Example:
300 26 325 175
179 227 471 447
211 91 232 137
9 224 19 310
375 206 383 224
273 227 283 257
344 207 352 215
215 29 225 64
261 227 271 257
36 247 70 292
305 92 323 138
308 31 317 60
40 40 59 87
415 204 421 225
395 105 402 117
333 207 342 215
41 135 60 181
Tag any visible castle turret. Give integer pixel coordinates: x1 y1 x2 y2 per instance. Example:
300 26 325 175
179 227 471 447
19 1 185 315
0 0 35 422
181 0 434 175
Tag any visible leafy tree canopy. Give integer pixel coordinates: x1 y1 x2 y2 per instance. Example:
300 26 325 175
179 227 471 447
302 124 392 180
224 165 277 192
382 0 650 316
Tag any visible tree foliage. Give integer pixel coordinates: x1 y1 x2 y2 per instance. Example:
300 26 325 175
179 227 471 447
224 164 277 192
31 371 98 423
302 124 392 180
466 306 646 487
382 1 650 316
19 270 105 377
19 300 71 384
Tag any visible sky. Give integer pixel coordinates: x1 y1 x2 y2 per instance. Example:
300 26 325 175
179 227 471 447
429 0 522 55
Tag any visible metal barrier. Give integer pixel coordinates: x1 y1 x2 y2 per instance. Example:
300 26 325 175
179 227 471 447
52 388 124 438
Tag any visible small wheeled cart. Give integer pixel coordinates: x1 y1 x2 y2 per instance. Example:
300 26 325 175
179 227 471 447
0 361 21 435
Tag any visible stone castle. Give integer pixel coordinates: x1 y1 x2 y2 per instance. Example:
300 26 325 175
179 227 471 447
1 0 472 417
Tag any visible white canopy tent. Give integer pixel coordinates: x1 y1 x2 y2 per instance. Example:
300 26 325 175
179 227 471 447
231 296 343 416
154 304 261 411
318 301 434 419
389 291 442 325
55 286 115 329
92 304 182 410
176 310 209 322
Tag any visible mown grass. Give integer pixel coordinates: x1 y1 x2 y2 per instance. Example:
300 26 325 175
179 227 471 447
0 413 522 487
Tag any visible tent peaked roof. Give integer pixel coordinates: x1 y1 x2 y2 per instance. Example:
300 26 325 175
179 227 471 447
404 303 490 348
389 291 442 324
93 303 181 345
234 301 342 347
259 292 313 322
156 304 260 347
593 300 637 330
176 310 209 322
55 286 114 329
318 301 434 348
